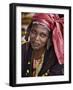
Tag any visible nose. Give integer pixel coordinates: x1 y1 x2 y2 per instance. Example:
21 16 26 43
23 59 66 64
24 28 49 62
35 35 40 41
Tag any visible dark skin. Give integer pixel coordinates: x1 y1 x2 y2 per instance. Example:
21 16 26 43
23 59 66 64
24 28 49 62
29 24 49 60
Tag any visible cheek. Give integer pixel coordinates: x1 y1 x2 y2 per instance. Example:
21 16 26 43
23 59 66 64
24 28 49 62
40 37 48 46
29 33 35 41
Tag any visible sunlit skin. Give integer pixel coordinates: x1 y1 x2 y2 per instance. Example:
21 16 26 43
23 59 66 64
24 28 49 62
29 24 49 59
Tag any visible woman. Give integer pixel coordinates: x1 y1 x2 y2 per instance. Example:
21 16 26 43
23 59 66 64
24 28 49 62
22 13 64 77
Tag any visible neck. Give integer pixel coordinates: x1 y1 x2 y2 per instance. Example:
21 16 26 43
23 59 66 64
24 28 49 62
32 48 45 60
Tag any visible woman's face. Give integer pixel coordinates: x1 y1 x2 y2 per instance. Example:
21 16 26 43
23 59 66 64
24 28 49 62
29 24 49 50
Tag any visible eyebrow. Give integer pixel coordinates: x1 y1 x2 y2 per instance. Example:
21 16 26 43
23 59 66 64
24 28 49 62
31 27 49 36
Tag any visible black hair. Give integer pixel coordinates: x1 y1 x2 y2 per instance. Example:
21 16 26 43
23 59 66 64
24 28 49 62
25 22 33 41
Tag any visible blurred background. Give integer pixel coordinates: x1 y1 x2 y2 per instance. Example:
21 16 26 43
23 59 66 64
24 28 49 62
21 12 35 44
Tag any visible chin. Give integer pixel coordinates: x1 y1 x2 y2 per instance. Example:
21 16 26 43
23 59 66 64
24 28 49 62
31 46 40 50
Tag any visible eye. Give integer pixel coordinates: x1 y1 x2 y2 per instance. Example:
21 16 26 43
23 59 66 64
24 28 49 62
40 33 48 38
31 29 37 35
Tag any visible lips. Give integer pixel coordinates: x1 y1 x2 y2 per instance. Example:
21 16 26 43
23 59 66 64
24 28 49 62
31 41 40 47
33 43 40 46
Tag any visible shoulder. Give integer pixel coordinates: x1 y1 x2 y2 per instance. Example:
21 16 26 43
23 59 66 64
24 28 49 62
21 42 32 59
22 42 30 51
21 42 29 59
22 42 27 49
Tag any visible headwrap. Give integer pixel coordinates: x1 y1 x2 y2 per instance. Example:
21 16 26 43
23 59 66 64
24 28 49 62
32 13 64 64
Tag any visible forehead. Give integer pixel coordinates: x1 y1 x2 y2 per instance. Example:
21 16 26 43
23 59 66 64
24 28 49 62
31 24 49 34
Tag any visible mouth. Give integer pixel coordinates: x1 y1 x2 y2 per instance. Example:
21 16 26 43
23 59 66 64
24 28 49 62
33 43 40 46
31 42 40 47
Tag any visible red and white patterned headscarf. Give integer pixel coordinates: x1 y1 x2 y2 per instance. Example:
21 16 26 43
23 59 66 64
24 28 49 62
32 13 64 64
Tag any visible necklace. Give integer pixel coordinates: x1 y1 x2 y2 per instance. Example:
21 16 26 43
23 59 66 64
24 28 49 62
32 52 45 76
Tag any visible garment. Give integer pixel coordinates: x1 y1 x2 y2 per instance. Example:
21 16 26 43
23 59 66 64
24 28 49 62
32 13 64 64
21 42 64 77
